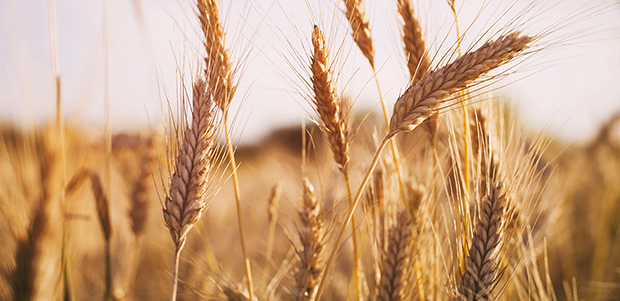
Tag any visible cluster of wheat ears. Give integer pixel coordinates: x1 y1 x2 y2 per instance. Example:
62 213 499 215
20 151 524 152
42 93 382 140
2 0 620 300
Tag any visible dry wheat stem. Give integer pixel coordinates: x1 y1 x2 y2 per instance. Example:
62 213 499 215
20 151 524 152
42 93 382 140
222 284 251 301
376 210 413 301
342 0 408 210
315 136 390 301
449 1 473 271
162 80 217 301
388 32 532 138
292 178 326 301
223 114 255 300
264 182 282 278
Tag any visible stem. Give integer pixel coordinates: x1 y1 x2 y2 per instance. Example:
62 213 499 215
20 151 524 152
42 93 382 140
343 171 362 301
263 209 277 284
223 113 255 300
169 245 182 301
430 137 439 301
315 136 391 301
104 239 112 301
372 67 408 206
449 1 471 276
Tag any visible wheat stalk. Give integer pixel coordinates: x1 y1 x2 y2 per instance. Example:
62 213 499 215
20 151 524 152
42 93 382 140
389 32 532 137
342 0 409 210
264 181 282 280
163 79 218 301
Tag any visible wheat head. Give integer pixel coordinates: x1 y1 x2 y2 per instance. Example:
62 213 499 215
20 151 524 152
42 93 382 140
343 0 375 66
292 178 325 301
310 25 350 173
197 0 236 111
389 32 532 137
162 79 218 248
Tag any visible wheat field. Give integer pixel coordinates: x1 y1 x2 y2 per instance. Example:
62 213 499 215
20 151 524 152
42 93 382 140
1 0 620 300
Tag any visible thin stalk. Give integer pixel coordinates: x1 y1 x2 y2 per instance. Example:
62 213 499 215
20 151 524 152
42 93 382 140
102 0 113 297
414 260 425 301
223 112 255 300
264 211 277 278
372 67 407 206
430 137 439 301
104 239 112 301
315 136 390 301
169 246 182 301
49 0 70 298
449 1 471 276
343 171 361 301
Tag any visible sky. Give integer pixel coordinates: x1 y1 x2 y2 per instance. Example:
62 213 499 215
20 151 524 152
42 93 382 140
1 0 619 145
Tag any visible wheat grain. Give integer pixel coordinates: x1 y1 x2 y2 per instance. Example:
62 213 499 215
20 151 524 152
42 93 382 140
389 32 532 137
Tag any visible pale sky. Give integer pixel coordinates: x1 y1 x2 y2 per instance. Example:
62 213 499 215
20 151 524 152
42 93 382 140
1 0 619 145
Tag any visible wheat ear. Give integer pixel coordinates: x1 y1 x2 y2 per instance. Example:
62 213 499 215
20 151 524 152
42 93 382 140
343 0 374 66
310 25 350 173
65 168 113 300
11 136 62 301
375 210 413 301
389 32 532 137
197 1 254 298
459 109 508 300
460 180 507 300
125 139 155 297
163 80 218 301
292 178 326 301
197 0 235 112
309 25 363 298
397 0 430 83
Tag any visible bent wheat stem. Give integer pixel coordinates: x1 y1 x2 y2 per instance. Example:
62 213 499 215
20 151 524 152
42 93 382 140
223 113 255 300
372 69 408 207
316 136 390 301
